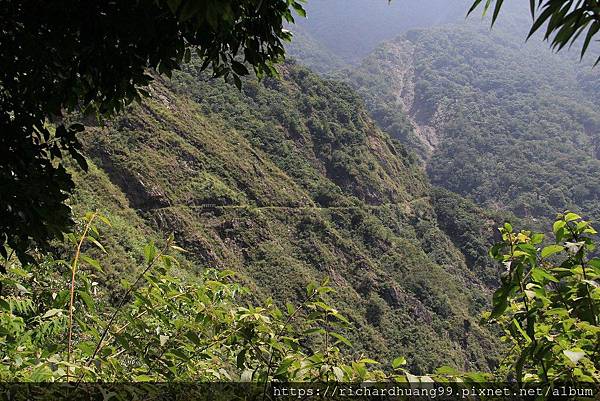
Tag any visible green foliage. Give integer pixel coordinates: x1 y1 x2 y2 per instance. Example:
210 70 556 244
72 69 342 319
3 210 599 396
0 0 306 263
285 26 346 74
0 214 391 384
431 188 512 287
488 212 600 384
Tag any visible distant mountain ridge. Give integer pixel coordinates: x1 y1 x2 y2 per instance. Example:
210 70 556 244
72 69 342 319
287 0 471 66
68 0 594 374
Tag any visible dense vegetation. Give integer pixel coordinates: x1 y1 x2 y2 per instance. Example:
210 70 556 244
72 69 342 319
63 62 506 373
1 212 384 383
2 209 598 395
470 0 600 66
488 212 600 384
290 1 600 233
3 0 600 395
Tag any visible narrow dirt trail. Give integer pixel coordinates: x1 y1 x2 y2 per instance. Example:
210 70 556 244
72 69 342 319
147 196 431 213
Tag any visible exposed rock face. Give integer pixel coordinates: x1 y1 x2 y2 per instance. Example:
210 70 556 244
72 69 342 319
90 145 170 211
379 283 403 308
349 40 442 164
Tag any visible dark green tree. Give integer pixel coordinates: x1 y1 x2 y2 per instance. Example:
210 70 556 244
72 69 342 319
0 0 304 262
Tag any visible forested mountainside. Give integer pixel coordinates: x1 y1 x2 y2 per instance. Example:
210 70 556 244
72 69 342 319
344 22 600 225
70 61 505 373
5 0 600 388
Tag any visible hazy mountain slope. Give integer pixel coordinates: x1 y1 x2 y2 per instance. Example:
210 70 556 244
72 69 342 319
287 0 470 66
74 62 504 373
348 21 600 224
285 25 346 74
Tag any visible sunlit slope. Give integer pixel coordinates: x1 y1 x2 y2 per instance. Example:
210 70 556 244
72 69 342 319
77 62 502 372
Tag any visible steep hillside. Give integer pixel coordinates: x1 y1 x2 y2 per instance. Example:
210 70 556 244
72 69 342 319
349 23 600 224
73 62 503 373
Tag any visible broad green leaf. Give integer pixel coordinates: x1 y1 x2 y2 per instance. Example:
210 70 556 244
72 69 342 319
512 250 530 258
230 60 249 76
490 283 512 319
435 365 459 375
531 267 558 283
97 213 112 227
77 290 95 310
144 242 157 264
29 366 53 381
553 220 566 235
405 372 420 383
332 366 344 381
541 244 563 258
15 283 31 294
275 358 294 376
42 308 63 319
358 358 379 365
87 236 106 253
291 2 306 18
170 245 187 253
530 233 545 244
160 335 169 347
134 375 155 382
564 212 581 222
545 307 569 317
77 341 96 356
330 332 352 347
564 241 584 254
304 327 325 336
391 356 407 369
81 255 103 272
313 301 334 312
236 350 246 370
512 319 531 343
